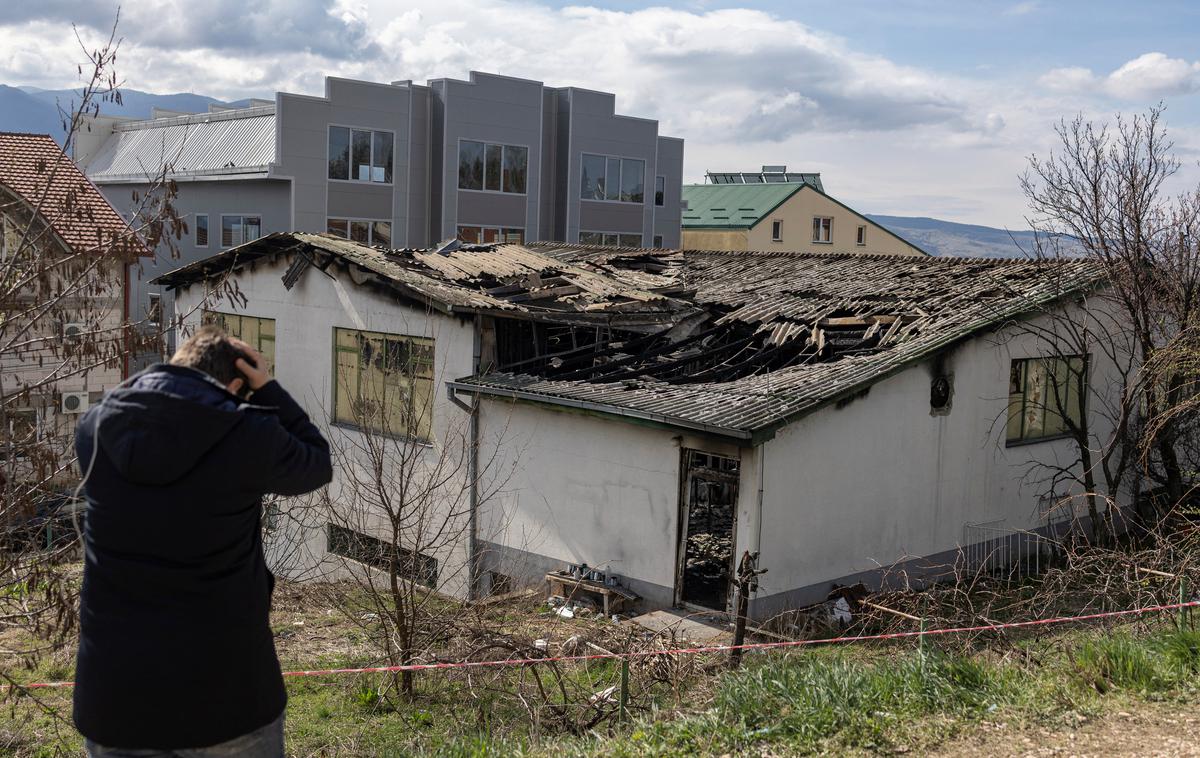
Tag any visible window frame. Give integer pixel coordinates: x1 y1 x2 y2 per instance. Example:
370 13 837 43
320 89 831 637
1006 355 1088 447
856 224 867 246
579 152 646 205
219 214 263 249
327 124 395 185
147 292 162 328
579 230 643 247
812 216 833 244
653 234 664 248
1 407 42 462
202 310 277 377
456 225 525 244
327 217 393 247
771 219 783 242
655 175 666 207
330 326 436 443
195 214 209 248
456 138 530 196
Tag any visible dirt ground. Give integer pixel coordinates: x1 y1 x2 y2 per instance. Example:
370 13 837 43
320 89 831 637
933 701 1200 757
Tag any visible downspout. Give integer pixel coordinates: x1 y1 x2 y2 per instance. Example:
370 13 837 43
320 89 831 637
447 314 482 601
754 441 765 557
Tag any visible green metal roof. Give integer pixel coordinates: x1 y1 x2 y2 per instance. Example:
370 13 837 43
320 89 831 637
680 183 803 229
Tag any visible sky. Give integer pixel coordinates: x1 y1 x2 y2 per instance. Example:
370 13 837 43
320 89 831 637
1 0 1198 227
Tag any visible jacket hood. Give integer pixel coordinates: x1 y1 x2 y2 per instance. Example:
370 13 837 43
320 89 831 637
91 364 246 486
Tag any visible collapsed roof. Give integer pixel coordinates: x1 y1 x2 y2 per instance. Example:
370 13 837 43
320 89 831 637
154 232 1102 441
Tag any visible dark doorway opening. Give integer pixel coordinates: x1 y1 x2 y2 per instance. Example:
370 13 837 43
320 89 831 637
678 450 740 611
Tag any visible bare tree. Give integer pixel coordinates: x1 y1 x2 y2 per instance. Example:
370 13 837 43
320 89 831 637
1020 105 1200 521
0 14 185 687
300 324 513 701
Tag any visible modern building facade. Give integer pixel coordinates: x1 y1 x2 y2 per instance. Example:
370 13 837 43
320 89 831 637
74 72 683 366
682 168 926 256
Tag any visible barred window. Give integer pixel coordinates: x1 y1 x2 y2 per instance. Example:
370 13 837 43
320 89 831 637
327 523 438 587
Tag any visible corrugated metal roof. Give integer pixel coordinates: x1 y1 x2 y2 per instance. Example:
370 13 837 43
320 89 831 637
83 107 276 182
681 183 802 229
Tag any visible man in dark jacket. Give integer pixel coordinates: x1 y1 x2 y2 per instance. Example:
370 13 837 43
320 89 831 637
73 325 332 756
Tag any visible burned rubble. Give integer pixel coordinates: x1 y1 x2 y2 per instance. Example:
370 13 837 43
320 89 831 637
157 232 1101 441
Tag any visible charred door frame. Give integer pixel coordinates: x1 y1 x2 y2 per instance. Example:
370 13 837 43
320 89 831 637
673 448 741 613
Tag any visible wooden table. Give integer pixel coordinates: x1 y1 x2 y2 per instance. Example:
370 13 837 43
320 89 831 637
545 571 640 616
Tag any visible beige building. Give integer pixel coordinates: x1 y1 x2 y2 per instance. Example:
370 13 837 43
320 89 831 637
682 173 926 256
1 132 145 487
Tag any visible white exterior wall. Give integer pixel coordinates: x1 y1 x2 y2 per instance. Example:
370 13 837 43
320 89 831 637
752 312 1125 612
172 253 477 597
476 399 752 608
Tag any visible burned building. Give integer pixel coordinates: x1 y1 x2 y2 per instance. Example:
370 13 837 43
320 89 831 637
157 233 1109 617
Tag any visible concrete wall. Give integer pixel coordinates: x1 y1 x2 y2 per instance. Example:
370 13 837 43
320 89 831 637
276 77 425 246
431 73 544 242
681 229 749 251
171 253 478 598
750 311 1125 615
653 137 684 248
101 178 291 368
560 88 658 246
475 399 751 609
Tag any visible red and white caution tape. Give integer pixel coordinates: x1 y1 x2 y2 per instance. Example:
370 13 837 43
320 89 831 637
11 599 1200 690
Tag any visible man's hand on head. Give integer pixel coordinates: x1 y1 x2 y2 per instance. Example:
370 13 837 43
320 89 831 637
229 338 271 392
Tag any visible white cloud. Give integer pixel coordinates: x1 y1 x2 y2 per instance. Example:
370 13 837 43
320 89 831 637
1040 53 1200 100
1 1 1194 228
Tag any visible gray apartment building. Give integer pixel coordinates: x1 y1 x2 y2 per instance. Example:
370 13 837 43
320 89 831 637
73 72 683 365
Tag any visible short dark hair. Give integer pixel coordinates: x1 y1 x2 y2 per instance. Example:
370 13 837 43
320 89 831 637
170 325 243 385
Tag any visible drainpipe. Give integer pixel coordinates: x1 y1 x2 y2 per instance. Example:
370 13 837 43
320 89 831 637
447 314 482 601
754 442 765 557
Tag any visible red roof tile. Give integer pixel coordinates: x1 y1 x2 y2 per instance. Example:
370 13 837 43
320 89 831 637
0 132 146 257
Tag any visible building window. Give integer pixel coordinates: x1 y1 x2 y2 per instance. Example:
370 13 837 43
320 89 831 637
579 231 642 247
771 220 783 242
857 225 867 246
457 226 524 244
812 216 833 244
203 310 276 376
655 175 665 206
195 214 208 247
580 154 644 203
332 327 434 441
457 141 527 194
1006 356 1086 445
147 293 162 328
653 235 664 248
328 126 393 183
1 407 40 461
326 523 439 587
220 215 262 248
327 218 392 247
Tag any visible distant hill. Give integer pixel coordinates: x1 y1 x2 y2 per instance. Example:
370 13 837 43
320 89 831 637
867 214 1074 258
1 85 259 143
0 85 63 138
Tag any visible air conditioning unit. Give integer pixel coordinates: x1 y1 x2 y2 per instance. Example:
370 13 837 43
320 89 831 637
63 322 86 340
61 391 90 415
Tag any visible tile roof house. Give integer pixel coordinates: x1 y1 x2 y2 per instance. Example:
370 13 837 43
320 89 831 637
0 133 147 474
682 180 927 257
159 233 1116 617
0 132 143 257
